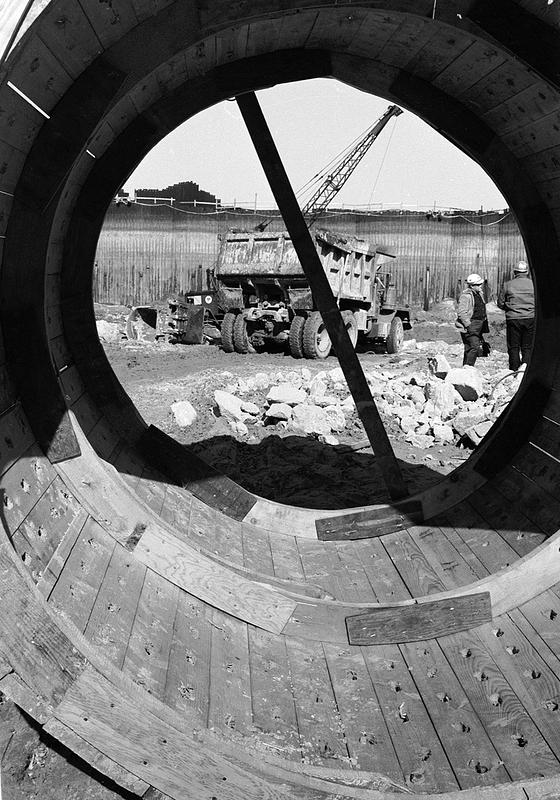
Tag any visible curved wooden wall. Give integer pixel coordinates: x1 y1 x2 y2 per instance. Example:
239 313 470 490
2 1 560 797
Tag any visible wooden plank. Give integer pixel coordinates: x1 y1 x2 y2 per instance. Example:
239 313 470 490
134 527 297 634
32 0 105 79
433 39 507 98
0 544 88 706
269 534 306 584
510 442 560 500
242 526 274 576
322 642 403 779
483 83 560 136
315 500 423 541
361 644 459 791
48 517 115 632
164 593 212 723
346 592 491 646
52 664 301 800
467 483 547 556
400 640 510 787
134 471 167 517
247 626 302 760
381 529 450 597
208 610 252 736
476 617 560 764
79 0 138 48
0 81 46 151
305 8 371 51
1 446 57 532
490 465 560 536
12 475 85 573
440 628 560 780
88 416 122 462
122 568 179 698
414 521 484 586
189 496 244 563
347 13 402 61
0 404 36 476
6 33 74 115
36 508 88 599
405 28 474 84
354 538 412 604
44 717 151 796
0 672 52 724
84 544 146 668
159 484 193 532
459 59 538 112
284 636 350 767
444 503 525 575
376 15 434 69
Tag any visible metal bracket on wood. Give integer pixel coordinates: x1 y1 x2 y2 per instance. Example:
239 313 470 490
236 90 408 500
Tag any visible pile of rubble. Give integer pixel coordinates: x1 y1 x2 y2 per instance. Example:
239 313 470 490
171 346 524 451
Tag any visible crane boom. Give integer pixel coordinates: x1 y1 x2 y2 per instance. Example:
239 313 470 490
302 104 403 224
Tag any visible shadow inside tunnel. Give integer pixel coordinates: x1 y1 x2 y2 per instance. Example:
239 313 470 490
143 427 447 510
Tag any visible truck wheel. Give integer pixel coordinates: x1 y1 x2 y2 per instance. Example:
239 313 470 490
289 316 305 358
341 310 358 349
386 316 404 354
303 311 331 359
221 312 236 353
233 313 256 354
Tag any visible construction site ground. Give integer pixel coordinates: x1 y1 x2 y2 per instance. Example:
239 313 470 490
0 300 511 799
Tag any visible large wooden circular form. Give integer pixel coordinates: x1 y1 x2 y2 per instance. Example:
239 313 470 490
2 2 560 798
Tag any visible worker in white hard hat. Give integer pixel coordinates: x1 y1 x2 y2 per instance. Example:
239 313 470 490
455 273 489 366
497 260 534 371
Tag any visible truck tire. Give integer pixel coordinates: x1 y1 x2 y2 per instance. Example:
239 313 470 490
221 312 236 353
303 311 331 359
289 316 305 358
341 310 359 349
386 316 404 354
233 313 256 354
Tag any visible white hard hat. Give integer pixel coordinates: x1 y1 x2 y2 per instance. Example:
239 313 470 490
515 261 528 272
466 273 483 285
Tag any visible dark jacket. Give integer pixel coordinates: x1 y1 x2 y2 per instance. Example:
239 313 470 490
497 276 534 319
456 287 487 330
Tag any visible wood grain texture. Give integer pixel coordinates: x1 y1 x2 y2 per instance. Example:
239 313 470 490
316 500 423 541
346 593 492 646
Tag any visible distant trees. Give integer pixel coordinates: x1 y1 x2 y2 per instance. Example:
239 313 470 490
135 180 219 205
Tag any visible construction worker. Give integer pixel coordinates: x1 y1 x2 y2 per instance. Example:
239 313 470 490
497 260 535 372
456 273 488 366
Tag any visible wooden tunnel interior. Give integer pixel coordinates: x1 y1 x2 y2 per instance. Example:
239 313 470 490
3 1 560 797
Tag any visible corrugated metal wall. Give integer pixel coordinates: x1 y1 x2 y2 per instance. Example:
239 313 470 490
94 204 526 307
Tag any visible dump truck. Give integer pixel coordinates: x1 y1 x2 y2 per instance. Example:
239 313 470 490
215 228 411 358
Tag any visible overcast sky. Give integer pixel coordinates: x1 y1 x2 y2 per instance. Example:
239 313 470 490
122 77 508 212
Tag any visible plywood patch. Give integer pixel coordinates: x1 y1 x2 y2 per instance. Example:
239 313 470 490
346 593 492 645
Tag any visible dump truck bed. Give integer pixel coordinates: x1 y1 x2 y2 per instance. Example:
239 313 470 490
216 229 395 303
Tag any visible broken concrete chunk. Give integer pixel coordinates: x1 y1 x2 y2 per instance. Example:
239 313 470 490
427 353 451 379
291 404 331 436
324 405 346 433
265 403 292 421
267 385 307 405
452 409 489 439
432 423 455 444
241 400 260 416
171 400 197 428
424 380 456 418
445 367 483 401
214 390 246 422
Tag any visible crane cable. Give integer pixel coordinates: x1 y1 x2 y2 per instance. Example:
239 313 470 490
294 118 392 208
366 116 398 208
